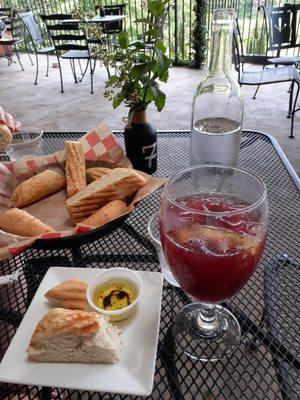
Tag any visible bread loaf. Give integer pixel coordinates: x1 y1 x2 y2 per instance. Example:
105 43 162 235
65 141 86 198
66 168 146 224
81 200 127 227
86 167 111 183
0 124 12 151
0 208 54 237
27 308 122 363
10 170 66 208
45 279 87 310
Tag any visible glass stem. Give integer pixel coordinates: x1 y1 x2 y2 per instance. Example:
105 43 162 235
199 303 216 322
196 303 221 337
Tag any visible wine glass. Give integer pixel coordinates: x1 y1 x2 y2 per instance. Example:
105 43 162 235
148 213 179 287
159 165 268 361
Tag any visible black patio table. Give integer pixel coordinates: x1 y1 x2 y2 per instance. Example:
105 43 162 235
0 130 299 400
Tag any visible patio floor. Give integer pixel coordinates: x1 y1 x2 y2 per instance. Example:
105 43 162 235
1 54 299 175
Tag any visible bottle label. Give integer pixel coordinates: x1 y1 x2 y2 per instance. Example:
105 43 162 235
142 142 157 169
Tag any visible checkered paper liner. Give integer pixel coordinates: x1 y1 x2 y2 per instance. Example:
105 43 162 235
0 123 165 260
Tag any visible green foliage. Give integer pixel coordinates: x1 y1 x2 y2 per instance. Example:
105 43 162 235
103 0 171 113
247 19 267 55
192 0 207 68
72 6 103 50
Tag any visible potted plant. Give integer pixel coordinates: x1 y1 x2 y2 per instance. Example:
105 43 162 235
103 0 171 174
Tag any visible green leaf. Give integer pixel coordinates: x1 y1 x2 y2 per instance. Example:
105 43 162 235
108 75 119 84
142 85 155 102
160 69 169 83
131 61 156 78
162 54 171 71
148 0 165 16
142 28 160 39
155 89 166 111
129 41 146 50
149 83 158 98
156 40 166 53
113 92 125 108
118 31 129 49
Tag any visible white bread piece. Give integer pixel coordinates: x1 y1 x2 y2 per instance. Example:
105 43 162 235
86 167 111 183
65 141 86 198
45 279 87 310
10 170 66 208
0 208 54 237
81 200 127 228
27 308 121 363
66 168 146 224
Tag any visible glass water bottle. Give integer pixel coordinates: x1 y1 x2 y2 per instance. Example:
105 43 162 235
190 9 243 166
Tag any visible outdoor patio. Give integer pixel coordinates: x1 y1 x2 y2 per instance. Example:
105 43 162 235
1 54 299 174
0 1 300 399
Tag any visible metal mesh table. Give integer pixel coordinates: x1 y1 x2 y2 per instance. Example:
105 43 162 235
0 130 299 400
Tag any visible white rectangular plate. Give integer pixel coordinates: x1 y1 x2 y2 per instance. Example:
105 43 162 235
0 267 163 396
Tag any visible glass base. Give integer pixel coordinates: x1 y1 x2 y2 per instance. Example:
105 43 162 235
174 303 241 362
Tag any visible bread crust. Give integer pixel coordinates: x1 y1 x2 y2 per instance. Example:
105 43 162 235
81 200 127 227
65 141 86 198
0 208 54 237
0 124 12 151
29 308 99 346
45 279 87 310
66 168 146 223
10 170 66 208
86 167 111 183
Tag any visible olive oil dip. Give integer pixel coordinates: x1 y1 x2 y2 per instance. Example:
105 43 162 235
93 279 137 311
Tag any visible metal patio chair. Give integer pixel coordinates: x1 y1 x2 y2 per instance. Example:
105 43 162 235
233 21 300 139
18 11 55 85
260 3 300 67
95 3 126 35
0 8 29 71
40 14 98 93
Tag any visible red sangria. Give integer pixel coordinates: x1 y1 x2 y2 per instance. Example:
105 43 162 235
160 166 268 361
160 194 266 303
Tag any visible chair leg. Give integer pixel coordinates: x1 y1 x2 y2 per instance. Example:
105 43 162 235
253 84 260 99
73 59 78 83
79 59 89 82
15 47 24 71
78 59 83 75
57 56 64 93
287 81 294 119
24 39 34 66
46 53 50 77
90 58 95 94
69 59 78 83
34 52 39 85
289 81 299 139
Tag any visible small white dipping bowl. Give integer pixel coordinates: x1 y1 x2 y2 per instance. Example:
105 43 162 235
86 268 143 322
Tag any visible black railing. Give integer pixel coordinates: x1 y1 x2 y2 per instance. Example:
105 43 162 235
2 0 300 66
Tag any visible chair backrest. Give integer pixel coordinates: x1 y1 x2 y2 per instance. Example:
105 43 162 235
95 3 126 34
260 3 300 55
40 14 88 53
18 11 43 45
232 20 243 83
10 14 27 42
